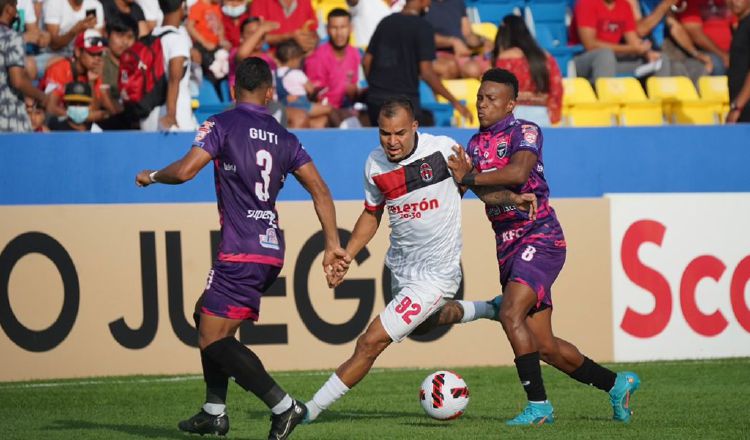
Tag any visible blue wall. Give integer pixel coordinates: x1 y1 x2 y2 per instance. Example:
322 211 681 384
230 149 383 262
1 125 748 205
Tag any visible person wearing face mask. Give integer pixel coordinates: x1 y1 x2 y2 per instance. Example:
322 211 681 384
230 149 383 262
221 0 251 49
47 81 95 130
0 0 49 131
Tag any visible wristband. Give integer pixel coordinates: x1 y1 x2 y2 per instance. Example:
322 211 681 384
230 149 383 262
730 101 743 112
149 171 158 183
461 173 476 186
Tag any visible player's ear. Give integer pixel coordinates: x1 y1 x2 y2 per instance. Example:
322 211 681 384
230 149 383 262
412 118 418 131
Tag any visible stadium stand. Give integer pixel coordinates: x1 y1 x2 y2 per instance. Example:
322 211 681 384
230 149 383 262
646 76 723 125
698 76 730 123
436 78 481 128
561 77 616 126
595 77 663 126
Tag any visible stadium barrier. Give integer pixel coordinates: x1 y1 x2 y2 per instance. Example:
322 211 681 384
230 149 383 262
1 126 749 381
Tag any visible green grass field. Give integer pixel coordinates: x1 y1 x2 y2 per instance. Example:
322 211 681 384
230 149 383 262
2 358 749 440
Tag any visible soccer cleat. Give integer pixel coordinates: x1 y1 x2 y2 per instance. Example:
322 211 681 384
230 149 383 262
177 409 229 436
268 399 307 440
506 401 554 426
609 371 640 422
488 295 503 321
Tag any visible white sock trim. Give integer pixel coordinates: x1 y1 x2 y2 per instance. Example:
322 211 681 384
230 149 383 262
203 402 226 415
270 394 293 415
312 373 350 410
458 300 495 322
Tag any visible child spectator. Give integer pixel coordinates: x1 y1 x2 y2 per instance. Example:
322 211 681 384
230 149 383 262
186 0 230 81
275 39 332 128
47 81 96 131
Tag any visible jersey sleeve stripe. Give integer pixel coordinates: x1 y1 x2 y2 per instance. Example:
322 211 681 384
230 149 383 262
218 252 284 267
364 201 385 212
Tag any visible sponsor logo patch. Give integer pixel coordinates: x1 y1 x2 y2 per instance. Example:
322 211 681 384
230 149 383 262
259 228 280 250
194 120 215 143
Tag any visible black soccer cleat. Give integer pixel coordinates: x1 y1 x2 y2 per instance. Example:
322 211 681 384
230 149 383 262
267 399 307 440
178 409 229 436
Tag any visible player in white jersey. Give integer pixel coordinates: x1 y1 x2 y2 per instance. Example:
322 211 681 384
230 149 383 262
303 97 537 424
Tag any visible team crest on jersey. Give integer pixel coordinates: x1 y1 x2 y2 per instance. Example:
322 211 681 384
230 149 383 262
259 228 280 250
419 162 433 182
496 142 508 159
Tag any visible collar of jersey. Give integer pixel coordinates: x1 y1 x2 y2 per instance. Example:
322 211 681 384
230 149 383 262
237 102 270 114
481 113 516 134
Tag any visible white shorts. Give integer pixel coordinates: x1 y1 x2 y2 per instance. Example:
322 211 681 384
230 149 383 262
379 275 457 343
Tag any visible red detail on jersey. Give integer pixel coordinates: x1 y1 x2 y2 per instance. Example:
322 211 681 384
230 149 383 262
218 252 284 267
372 167 407 200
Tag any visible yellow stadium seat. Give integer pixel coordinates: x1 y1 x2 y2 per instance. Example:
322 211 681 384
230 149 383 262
595 77 663 126
471 22 498 43
562 78 616 127
646 76 722 125
315 0 348 24
698 75 729 122
436 78 481 127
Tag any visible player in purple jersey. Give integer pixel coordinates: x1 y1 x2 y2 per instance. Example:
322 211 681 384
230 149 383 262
135 57 347 440
447 68 640 426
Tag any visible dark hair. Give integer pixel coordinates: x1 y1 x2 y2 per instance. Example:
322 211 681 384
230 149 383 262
235 57 273 92
0 0 16 13
493 15 550 94
159 0 184 15
481 68 519 99
275 39 304 63
379 97 415 120
106 15 138 37
327 7 351 22
240 16 260 33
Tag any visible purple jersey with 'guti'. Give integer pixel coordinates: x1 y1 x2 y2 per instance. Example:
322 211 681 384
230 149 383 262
193 102 312 267
466 114 565 258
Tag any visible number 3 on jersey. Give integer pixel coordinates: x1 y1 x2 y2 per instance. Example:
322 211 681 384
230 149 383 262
255 150 272 201
395 296 422 324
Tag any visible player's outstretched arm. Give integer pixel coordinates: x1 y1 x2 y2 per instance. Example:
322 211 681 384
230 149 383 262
346 208 383 262
448 145 536 187
135 146 212 187
292 162 349 286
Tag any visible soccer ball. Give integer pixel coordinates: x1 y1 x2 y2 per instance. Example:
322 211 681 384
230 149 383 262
419 370 470 420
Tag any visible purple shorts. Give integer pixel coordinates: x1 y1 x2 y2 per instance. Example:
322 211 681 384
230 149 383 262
201 261 281 321
499 243 566 314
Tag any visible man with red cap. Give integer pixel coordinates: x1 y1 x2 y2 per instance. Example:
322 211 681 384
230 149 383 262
39 28 114 120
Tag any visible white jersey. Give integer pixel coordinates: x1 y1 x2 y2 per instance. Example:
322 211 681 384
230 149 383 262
364 132 462 293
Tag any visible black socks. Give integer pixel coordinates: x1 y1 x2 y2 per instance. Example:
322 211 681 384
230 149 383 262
569 356 617 392
514 352 547 402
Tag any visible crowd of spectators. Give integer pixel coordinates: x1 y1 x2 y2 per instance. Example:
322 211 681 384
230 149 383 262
1 0 748 132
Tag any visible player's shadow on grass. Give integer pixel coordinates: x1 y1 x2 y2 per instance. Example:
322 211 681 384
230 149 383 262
45 419 187 439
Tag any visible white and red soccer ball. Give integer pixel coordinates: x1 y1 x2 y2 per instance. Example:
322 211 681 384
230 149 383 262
419 370 470 420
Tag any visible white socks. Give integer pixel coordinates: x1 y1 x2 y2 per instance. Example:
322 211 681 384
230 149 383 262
457 300 496 323
270 394 293 415
203 402 226 416
305 373 350 422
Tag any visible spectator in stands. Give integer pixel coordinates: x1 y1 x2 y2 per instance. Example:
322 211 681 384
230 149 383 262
39 29 115 120
100 0 148 37
101 16 137 115
425 0 491 79
187 0 231 81
0 0 49 132
141 0 196 131
492 15 562 126
230 17 278 88
275 39 332 128
25 97 49 131
346 0 403 48
47 80 97 130
136 0 161 34
15 0 52 79
676 0 734 74
728 0 750 123
571 0 670 83
305 8 363 127
364 0 472 126
221 0 252 49
44 0 105 57
250 0 318 53
627 0 713 83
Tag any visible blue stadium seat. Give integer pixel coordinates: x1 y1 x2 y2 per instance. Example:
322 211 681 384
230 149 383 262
466 0 524 23
524 1 582 76
195 80 232 123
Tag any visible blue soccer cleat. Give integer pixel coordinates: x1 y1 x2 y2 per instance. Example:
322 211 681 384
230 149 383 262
487 295 503 321
506 401 554 426
609 371 640 422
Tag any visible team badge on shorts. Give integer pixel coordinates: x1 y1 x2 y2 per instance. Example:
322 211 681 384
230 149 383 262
259 228 280 250
419 162 434 182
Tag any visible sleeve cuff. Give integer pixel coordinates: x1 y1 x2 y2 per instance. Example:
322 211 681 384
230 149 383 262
364 201 385 212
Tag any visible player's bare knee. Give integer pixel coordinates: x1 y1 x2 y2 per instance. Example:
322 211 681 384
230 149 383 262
498 307 523 329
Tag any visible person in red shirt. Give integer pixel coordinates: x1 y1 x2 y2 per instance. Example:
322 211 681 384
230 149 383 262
493 15 562 126
221 0 253 49
249 0 318 52
676 0 735 74
39 28 113 121
571 0 669 82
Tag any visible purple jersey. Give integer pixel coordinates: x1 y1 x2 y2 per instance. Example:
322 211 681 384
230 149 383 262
466 114 565 259
193 103 312 267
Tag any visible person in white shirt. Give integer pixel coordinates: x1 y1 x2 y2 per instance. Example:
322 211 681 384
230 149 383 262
135 0 162 34
303 97 537 424
44 0 105 56
346 0 403 48
140 0 197 131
